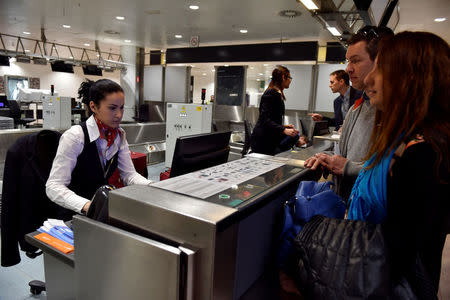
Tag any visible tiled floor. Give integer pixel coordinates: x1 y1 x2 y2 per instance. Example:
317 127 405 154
0 248 47 300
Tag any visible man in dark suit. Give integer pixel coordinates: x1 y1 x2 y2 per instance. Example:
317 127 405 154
309 70 362 131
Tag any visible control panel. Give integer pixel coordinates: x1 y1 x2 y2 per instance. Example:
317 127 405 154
165 103 213 167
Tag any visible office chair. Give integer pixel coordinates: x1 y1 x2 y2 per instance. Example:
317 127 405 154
241 120 253 157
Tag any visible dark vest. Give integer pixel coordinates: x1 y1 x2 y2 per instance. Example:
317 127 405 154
68 122 118 200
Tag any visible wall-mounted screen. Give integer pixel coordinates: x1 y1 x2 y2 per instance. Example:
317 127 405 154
6 76 29 100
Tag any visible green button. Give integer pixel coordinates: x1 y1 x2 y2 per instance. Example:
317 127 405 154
219 194 230 199
228 199 244 207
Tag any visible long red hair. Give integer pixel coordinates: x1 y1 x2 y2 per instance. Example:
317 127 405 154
366 31 449 178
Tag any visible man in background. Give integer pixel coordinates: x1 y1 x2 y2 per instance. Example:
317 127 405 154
309 70 362 131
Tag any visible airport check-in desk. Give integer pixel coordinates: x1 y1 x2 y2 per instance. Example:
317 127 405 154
70 154 317 300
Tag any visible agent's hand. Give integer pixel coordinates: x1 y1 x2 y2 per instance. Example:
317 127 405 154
283 124 295 128
308 113 323 121
283 128 299 137
81 201 91 214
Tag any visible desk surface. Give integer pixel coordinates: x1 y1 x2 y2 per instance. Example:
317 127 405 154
314 132 340 142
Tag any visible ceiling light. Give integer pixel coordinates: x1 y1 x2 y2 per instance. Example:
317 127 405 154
69 56 74 59
258 73 263 75
240 29 248 34
124 39 131 43
297 0 318 10
327 26 342 36
25 49 30 52
211 69 215 72
434 17 446 22
189 5 199 10
175 34 183 38
62 24 71 28
250 66 254 69
263 64 268 66
116 16 125 20
160 50 165 52
202 73 206 76
23 31 31 35
84 43 90 47
96 54 100 57
256 79 261 81
224 64 229 67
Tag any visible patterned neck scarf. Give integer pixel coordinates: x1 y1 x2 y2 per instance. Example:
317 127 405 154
94 115 118 147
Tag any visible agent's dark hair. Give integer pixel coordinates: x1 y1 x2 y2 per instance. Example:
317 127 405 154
366 31 449 181
330 69 349 86
347 26 394 60
267 65 290 100
77 79 123 114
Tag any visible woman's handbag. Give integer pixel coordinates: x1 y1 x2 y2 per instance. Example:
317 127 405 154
290 215 436 300
278 181 345 268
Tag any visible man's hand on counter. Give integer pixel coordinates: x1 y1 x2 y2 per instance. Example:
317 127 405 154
304 153 347 176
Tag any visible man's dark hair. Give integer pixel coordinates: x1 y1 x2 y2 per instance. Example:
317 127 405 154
347 26 394 60
330 69 349 86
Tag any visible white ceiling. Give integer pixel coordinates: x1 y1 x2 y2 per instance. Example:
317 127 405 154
0 0 448 56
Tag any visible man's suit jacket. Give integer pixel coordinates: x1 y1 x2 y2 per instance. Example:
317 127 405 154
326 87 363 130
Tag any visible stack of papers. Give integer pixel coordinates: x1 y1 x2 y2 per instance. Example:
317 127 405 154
35 219 74 254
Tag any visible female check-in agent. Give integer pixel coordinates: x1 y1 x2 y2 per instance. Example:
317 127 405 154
250 66 300 155
46 79 152 214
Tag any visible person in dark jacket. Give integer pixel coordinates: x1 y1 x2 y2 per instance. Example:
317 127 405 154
309 70 362 131
46 79 152 214
250 66 300 155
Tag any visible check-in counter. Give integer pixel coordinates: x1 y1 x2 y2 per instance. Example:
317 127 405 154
70 155 317 300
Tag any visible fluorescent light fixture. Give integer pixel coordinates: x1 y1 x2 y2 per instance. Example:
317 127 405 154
224 64 229 67
258 73 263 75
240 29 248 33
25 49 30 52
211 69 215 72
189 5 199 10
23 31 31 35
62 24 71 28
124 39 131 43
298 0 318 10
84 43 90 47
175 34 182 38
69 56 74 59
202 73 206 76
263 64 268 66
327 26 342 36
256 79 261 81
116 16 125 20
434 17 446 22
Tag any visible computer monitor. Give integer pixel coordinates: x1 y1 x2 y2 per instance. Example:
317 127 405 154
0 95 8 108
170 131 232 178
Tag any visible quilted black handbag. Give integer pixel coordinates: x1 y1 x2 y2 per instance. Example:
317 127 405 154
288 215 437 299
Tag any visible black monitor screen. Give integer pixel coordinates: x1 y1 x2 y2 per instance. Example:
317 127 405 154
0 95 7 108
0 55 10 66
51 60 74 73
82 65 103 76
170 131 231 178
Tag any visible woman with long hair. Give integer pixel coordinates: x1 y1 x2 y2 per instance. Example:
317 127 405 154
250 65 300 155
348 31 450 295
46 79 152 214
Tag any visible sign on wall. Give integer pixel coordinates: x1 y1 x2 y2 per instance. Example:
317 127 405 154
29 77 40 89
